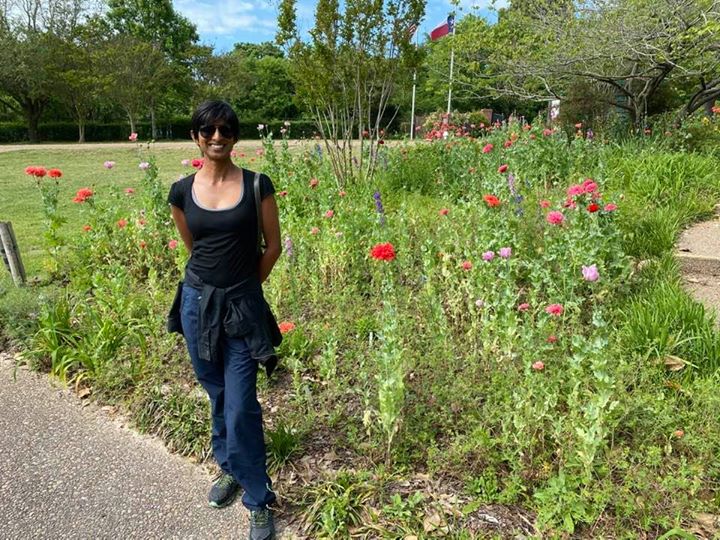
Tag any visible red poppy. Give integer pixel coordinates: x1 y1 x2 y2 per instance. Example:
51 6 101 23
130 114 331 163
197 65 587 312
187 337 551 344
309 178 319 188
82 224 92 232
278 321 296 334
117 218 128 228
483 194 501 207
370 242 396 261
48 168 62 178
497 164 508 173
439 208 449 216
587 203 600 213
73 188 94 203
191 158 204 169
33 167 47 177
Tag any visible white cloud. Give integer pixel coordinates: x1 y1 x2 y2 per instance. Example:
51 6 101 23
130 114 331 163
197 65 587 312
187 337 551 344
450 0 508 11
174 0 277 36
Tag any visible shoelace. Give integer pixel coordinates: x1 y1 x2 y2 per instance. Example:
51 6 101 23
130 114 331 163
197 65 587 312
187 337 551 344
250 509 270 526
215 474 236 489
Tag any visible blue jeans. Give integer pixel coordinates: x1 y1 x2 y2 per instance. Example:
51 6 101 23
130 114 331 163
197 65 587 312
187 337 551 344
180 284 276 510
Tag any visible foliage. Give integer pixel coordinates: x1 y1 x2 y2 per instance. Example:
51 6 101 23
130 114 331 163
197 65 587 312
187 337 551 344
6 124 720 537
276 0 426 184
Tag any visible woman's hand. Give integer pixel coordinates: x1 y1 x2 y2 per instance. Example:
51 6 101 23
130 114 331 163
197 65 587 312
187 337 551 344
258 194 281 282
170 205 193 252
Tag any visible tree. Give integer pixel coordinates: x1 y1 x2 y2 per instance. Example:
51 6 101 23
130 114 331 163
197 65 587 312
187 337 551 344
105 0 199 137
277 0 425 185
0 0 97 141
199 44 298 121
456 0 720 129
99 34 174 134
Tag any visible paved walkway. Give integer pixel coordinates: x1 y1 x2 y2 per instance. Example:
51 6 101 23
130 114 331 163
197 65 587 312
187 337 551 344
0 352 294 539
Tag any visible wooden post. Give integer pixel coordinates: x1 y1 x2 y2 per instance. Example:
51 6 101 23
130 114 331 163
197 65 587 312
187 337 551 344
0 222 26 286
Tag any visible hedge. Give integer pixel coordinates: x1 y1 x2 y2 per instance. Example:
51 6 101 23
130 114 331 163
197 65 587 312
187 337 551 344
0 119 320 143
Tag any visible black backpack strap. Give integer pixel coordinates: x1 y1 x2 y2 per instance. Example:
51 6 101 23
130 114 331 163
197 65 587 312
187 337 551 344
254 171 263 255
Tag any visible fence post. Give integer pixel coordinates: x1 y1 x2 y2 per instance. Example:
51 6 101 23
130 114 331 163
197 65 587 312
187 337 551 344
0 221 26 286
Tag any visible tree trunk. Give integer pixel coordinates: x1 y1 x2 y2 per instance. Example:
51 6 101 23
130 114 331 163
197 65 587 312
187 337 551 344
24 101 43 143
704 100 714 117
127 110 136 135
78 121 85 143
150 103 157 140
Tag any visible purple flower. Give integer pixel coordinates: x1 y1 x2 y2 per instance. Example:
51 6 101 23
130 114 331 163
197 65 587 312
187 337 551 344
586 129 594 141
499 247 512 259
482 251 495 261
373 191 386 226
582 264 599 282
103 160 115 169
284 236 294 261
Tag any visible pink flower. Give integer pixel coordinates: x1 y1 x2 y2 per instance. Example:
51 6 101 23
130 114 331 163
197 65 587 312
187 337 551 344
138 162 150 170
439 208 449 216
567 184 584 197
582 179 598 193
546 211 564 225
257 124 265 130
139 240 147 249
461 260 473 271
181 159 191 166
129 132 138 142
582 264 600 282
324 209 334 218
604 203 617 212
498 164 509 174
168 239 178 250
256 149 264 156
339 191 347 197
309 178 319 188
475 299 484 308
547 335 558 344
482 251 495 261
482 143 493 154
518 303 530 312
117 219 128 229
540 200 551 209
673 429 684 439
499 247 512 259
230 150 238 157
104 161 115 169
574 122 582 129
545 303 564 316
278 190 288 197
542 128 553 137
310 227 320 235
503 140 513 149
125 188 135 195
532 361 545 371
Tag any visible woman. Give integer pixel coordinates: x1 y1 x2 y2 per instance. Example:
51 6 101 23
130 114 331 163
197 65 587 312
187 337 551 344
167 100 281 540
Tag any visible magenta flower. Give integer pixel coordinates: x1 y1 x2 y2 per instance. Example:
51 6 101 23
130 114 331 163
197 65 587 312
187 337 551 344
482 251 495 261
546 211 564 225
499 247 512 259
582 264 600 282
324 209 334 218
567 184 584 197
128 132 138 142
104 160 115 169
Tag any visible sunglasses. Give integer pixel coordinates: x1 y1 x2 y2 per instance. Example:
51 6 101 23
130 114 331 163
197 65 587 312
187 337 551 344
198 124 235 139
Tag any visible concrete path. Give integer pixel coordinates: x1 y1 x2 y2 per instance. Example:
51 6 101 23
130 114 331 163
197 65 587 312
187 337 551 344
677 207 720 326
0 352 294 539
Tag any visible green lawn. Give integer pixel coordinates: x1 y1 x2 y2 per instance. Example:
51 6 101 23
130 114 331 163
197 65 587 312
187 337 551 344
0 143 268 276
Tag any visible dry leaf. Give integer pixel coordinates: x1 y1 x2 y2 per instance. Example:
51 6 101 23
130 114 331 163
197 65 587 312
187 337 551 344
423 512 444 532
664 355 687 371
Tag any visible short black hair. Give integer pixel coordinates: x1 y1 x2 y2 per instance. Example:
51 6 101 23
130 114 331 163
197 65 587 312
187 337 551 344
190 101 240 139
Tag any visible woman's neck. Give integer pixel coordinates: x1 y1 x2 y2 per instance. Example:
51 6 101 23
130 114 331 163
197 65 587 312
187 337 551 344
199 159 236 185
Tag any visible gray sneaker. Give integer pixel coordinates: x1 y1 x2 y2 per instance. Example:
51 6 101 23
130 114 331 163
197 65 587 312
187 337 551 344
248 508 275 540
208 473 239 508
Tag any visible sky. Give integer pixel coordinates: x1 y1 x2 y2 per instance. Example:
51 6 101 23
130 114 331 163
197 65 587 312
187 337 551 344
173 0 506 53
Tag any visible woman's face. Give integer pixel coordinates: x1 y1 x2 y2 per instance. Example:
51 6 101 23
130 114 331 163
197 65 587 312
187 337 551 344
193 121 237 160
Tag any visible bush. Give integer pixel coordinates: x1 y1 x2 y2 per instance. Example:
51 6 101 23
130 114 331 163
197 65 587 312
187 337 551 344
0 119 319 143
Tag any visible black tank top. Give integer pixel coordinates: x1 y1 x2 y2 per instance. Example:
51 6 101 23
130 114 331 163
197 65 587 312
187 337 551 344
167 169 275 288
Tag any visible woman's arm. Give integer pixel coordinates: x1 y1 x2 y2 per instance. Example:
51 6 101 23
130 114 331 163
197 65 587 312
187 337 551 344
258 194 281 283
170 205 193 252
